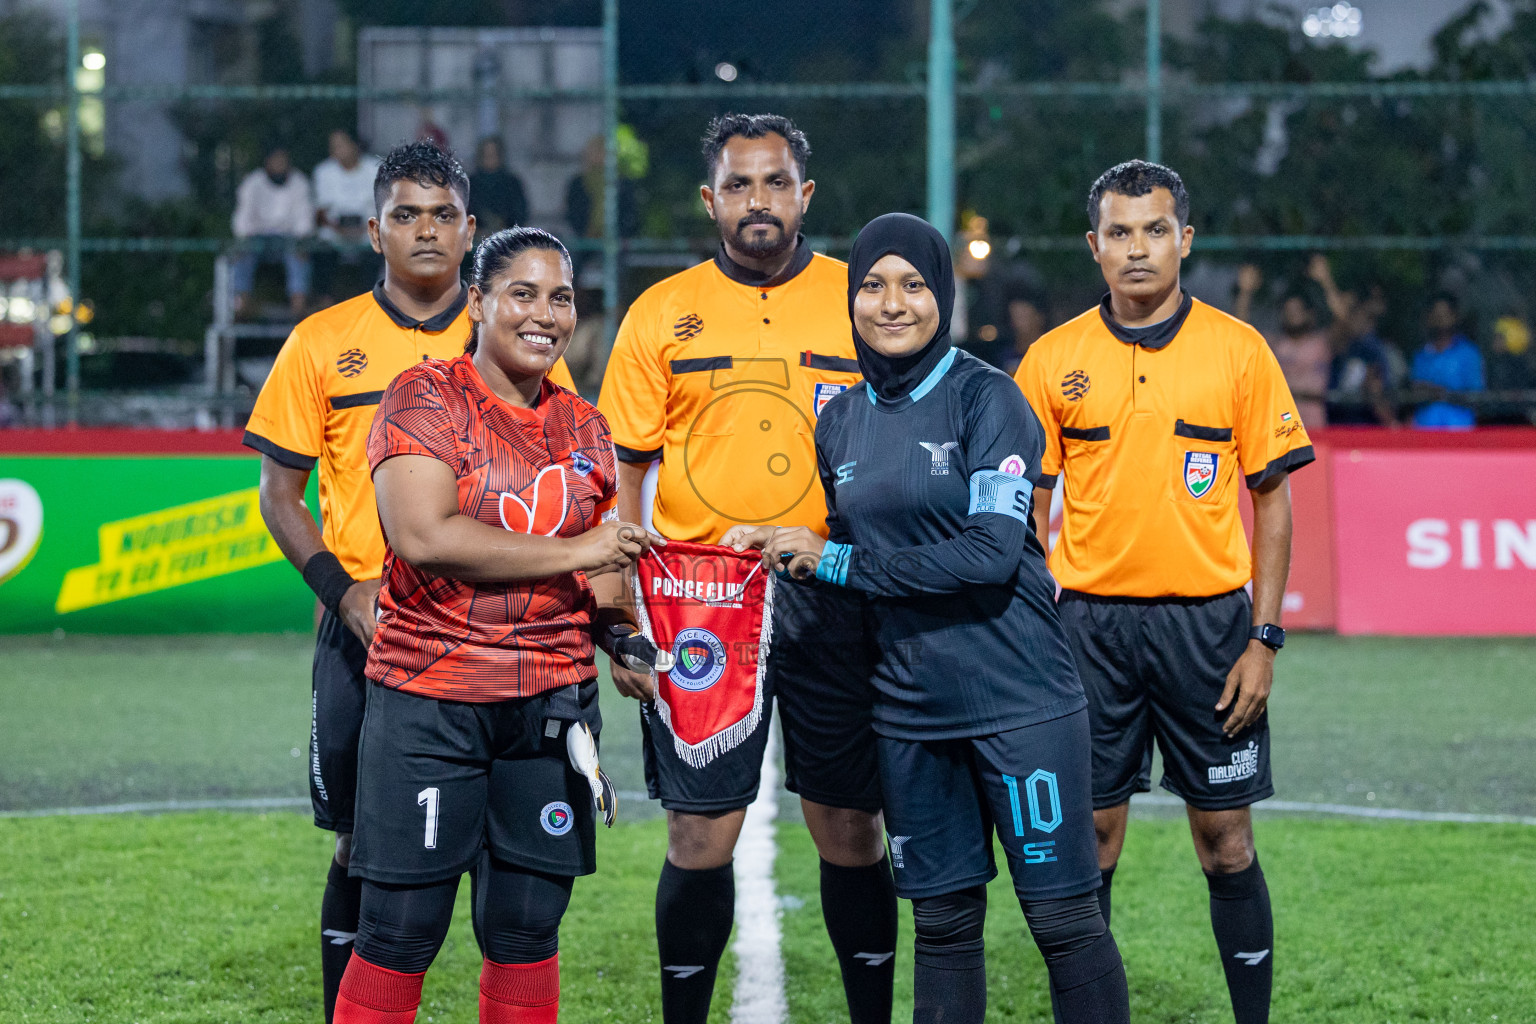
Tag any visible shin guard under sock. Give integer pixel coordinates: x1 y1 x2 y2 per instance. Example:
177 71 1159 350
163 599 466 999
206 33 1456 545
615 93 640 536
819 857 897 1024
322 858 364 1023
655 860 735 1024
1206 856 1274 1024
333 953 424 1024
479 955 559 1024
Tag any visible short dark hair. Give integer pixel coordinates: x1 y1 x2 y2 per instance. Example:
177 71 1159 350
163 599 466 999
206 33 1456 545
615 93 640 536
465 227 572 354
374 140 470 214
701 113 810 179
1087 159 1190 231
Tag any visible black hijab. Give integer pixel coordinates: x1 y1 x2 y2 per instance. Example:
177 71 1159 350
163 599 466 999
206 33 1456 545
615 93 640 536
847 213 955 402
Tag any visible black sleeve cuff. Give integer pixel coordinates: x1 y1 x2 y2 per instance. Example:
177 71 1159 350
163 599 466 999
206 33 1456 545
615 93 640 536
1245 445 1316 490
614 443 663 464
1034 473 1059 489
243 430 318 471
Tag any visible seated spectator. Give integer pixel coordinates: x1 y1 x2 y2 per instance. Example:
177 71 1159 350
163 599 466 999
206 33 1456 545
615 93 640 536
311 129 382 304
468 137 529 233
1410 293 1485 429
231 146 313 318
1485 315 1536 425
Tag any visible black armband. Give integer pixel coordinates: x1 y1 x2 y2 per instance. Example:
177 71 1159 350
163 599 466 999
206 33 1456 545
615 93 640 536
302 550 357 616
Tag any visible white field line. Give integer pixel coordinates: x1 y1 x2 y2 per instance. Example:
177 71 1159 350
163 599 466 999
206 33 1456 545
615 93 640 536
1 791 655 819
730 728 787 1024
1134 793 1536 826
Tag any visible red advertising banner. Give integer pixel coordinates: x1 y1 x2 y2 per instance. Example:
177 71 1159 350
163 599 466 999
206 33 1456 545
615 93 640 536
1332 448 1536 635
1239 441 1337 630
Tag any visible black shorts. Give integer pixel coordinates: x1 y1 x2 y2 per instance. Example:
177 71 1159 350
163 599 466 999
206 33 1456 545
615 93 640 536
310 609 368 833
641 577 882 814
349 682 598 886
1058 588 1272 812
877 709 1101 902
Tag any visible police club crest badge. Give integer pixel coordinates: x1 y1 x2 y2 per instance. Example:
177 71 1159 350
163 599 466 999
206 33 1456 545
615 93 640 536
1183 451 1217 499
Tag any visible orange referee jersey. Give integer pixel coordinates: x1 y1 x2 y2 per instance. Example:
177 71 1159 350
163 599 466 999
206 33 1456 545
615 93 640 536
598 240 861 542
243 283 577 580
1015 293 1314 599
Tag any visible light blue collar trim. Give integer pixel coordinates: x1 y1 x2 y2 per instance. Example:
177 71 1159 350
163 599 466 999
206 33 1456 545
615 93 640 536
866 345 958 406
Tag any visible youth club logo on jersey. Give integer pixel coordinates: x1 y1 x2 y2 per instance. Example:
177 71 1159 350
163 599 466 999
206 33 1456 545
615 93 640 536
1060 370 1090 401
834 461 857 486
336 348 368 378
673 313 704 341
1208 741 1260 785
1183 451 1218 499
814 382 847 416
998 454 1026 477
570 452 595 477
540 801 575 836
499 465 571 536
918 441 960 476
669 627 728 691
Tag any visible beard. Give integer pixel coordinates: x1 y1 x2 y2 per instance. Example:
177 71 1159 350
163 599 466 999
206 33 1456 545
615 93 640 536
727 210 800 260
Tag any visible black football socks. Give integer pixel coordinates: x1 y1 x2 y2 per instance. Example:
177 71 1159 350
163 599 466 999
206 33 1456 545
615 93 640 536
1095 864 1116 928
1206 856 1274 1024
911 887 987 1024
655 859 735 1024
819 856 898 1024
320 857 363 1024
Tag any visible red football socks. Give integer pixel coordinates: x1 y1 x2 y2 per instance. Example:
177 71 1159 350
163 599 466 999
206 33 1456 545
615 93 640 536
333 953 425 1024
479 955 560 1023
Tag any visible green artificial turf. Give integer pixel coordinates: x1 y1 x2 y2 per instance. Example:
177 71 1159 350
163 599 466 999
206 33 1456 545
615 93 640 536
4 812 1531 1022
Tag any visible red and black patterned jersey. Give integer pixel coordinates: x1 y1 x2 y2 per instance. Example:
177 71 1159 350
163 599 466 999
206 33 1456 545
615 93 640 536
365 354 619 702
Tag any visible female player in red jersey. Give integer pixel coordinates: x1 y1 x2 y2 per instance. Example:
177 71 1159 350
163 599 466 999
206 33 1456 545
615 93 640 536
333 226 652 1024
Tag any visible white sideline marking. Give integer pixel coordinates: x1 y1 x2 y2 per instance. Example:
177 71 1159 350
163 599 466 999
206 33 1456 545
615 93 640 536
2 792 655 820
1135 793 1536 826
730 728 786 1024
0 797 311 818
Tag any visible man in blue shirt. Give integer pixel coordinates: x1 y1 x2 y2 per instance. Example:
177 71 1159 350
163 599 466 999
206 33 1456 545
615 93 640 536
1411 294 1485 429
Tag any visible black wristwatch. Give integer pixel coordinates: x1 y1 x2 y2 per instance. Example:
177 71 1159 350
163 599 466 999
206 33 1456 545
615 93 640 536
1250 624 1286 651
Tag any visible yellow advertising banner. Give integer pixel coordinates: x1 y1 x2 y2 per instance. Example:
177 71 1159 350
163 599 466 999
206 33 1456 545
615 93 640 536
55 487 284 613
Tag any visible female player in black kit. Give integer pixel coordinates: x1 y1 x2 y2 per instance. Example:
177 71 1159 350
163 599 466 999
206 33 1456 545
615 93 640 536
728 214 1130 1024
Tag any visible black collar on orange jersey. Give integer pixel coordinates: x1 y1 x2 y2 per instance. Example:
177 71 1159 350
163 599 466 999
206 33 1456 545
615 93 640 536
372 279 468 332
713 234 814 288
1098 289 1192 350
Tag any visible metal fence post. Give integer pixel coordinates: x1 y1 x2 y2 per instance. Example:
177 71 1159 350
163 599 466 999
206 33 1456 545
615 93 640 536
1146 0 1162 164
926 0 956 241
601 0 621 352
65 0 81 424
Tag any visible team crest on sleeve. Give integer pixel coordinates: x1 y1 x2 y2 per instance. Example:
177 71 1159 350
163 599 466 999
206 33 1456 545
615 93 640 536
1183 451 1218 499
570 452 595 477
814 382 848 416
1060 370 1090 401
999 454 1026 476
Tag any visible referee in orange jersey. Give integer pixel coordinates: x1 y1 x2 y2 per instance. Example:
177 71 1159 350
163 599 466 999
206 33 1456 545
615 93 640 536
598 114 895 1024
1016 161 1313 1024
244 141 574 1022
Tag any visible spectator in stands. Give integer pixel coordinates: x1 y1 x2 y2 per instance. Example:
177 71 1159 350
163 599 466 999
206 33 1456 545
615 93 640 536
1409 293 1485 429
1239 265 1331 427
232 145 313 319
469 137 529 234
1485 315 1536 425
312 130 382 306
1307 254 1401 427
